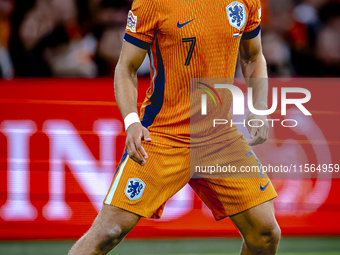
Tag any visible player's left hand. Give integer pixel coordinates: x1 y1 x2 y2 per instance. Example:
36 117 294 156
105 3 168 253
246 112 269 146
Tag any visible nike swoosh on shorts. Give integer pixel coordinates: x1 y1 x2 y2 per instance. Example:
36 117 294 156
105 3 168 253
260 181 270 191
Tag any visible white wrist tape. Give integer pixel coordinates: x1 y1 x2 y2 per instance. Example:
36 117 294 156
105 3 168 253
124 112 141 131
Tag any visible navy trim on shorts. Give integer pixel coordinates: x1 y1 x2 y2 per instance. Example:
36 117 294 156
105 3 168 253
114 150 128 176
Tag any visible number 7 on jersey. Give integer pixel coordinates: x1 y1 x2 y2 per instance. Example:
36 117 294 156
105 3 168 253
182 37 196 66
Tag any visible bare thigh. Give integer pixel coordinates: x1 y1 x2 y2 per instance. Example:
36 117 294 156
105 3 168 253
68 205 141 255
230 200 279 238
90 204 141 238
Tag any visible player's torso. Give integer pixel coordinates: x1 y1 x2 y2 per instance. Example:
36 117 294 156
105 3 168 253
141 0 255 145
155 0 252 75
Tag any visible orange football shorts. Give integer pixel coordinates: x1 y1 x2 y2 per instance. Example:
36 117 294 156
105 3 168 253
104 133 277 220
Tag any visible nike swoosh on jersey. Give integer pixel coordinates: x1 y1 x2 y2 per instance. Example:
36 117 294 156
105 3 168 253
260 181 270 191
177 19 195 28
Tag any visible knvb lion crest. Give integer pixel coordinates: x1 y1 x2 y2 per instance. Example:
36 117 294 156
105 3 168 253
226 2 246 30
124 178 145 201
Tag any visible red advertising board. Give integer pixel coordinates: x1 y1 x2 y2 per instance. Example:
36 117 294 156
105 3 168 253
0 78 339 239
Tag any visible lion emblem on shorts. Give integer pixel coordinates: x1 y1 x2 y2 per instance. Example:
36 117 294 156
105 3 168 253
226 2 246 30
124 178 145 201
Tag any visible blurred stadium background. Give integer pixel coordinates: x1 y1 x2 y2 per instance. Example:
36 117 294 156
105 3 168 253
1 0 340 254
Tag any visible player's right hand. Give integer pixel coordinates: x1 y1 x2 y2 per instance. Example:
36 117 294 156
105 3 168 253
125 123 151 166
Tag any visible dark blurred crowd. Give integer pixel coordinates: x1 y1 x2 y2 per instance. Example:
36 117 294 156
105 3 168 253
0 0 340 79
261 0 340 76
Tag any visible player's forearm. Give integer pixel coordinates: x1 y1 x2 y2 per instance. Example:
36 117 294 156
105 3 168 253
114 63 139 119
241 53 268 110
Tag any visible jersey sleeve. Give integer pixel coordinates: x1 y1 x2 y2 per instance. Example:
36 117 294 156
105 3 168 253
124 0 158 50
242 0 261 40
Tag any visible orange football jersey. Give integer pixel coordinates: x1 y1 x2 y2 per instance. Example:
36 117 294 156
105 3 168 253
124 0 262 147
